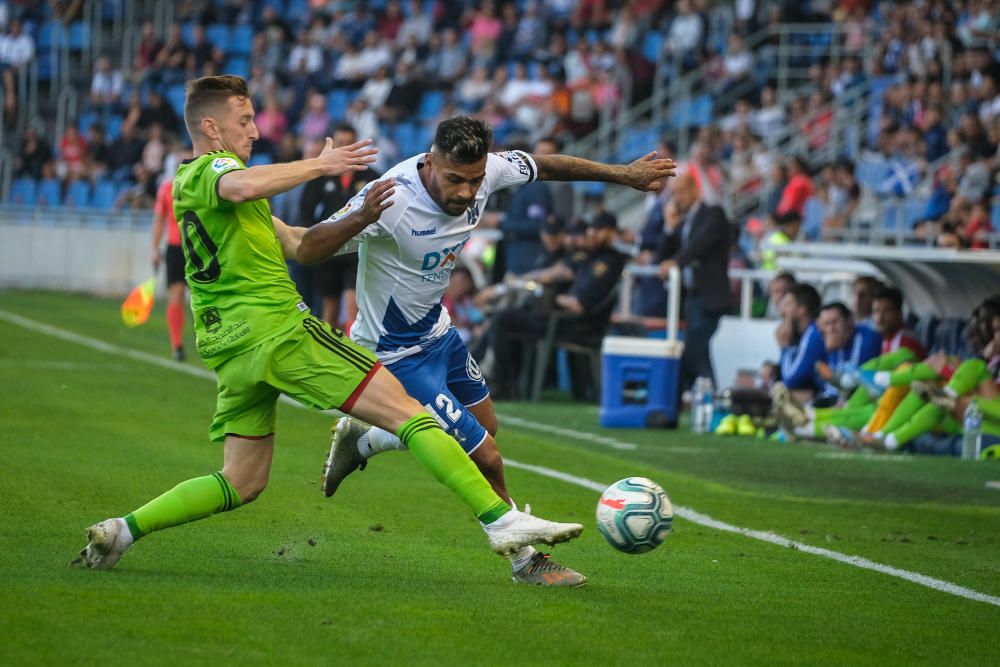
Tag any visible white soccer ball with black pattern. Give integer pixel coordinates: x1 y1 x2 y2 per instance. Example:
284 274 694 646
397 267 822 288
596 477 673 554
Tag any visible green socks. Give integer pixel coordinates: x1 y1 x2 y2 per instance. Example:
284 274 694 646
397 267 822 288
862 349 916 372
124 472 241 540
948 359 990 395
888 362 942 386
397 414 509 524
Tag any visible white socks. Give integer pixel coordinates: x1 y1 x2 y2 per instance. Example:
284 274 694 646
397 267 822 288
356 427 408 460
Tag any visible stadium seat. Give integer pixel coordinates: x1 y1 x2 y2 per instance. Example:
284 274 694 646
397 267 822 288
641 32 663 63
802 197 825 241
65 181 92 208
855 158 889 191
106 115 123 141
618 127 658 163
206 24 231 49
37 179 62 206
247 153 273 167
77 111 98 133
668 94 713 130
230 25 254 56
226 56 250 79
9 178 37 205
991 203 1000 231
166 84 187 119
92 180 117 209
181 22 196 47
327 88 355 115
417 91 444 121
68 21 90 51
37 21 65 50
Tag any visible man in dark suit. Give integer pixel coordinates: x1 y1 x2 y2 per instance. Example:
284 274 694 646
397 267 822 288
298 122 379 329
656 172 732 391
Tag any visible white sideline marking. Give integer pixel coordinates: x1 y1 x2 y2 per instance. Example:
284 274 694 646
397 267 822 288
815 452 913 463
3 308 998 608
500 414 637 450
503 459 1000 608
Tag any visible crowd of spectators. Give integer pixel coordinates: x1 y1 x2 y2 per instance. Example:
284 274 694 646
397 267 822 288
3 1 999 244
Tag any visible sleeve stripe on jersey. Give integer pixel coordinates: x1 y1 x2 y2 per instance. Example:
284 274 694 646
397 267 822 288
303 318 375 374
516 150 536 182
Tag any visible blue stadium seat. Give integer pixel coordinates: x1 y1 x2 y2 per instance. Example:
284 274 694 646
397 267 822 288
618 127 658 163
65 180 92 208
206 24 231 49
668 94 712 130
855 158 888 190
77 111 98 134
68 21 90 51
327 88 355 115
92 179 117 209
574 181 607 198
230 24 254 56
181 22 196 47
9 178 37 205
37 179 62 206
417 91 444 121
247 153 273 167
226 56 250 78
641 32 663 63
903 198 929 228
166 84 187 119
38 21 65 50
802 197 825 241
106 115 123 140
991 202 1000 231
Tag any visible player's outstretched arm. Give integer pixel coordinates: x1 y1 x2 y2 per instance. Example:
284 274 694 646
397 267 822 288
218 138 378 203
531 152 678 193
272 215 307 260
297 179 396 265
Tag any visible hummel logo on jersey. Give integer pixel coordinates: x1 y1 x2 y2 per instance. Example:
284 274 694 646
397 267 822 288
411 227 437 237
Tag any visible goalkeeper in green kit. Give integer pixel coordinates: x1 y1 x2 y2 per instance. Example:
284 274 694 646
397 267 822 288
73 75 581 570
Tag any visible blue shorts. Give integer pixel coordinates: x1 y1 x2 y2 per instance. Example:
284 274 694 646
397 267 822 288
385 328 489 453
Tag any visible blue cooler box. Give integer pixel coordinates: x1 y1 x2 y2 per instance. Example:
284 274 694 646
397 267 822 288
600 336 683 428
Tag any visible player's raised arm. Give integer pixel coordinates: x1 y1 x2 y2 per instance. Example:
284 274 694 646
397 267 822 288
297 179 396 265
530 152 678 193
218 138 377 203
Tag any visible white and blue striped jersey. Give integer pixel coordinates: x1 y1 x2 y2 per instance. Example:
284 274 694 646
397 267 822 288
320 150 537 362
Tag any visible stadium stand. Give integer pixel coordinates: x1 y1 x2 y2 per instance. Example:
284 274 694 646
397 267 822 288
1 0 999 400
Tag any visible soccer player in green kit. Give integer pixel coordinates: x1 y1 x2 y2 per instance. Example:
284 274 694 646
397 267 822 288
73 75 582 570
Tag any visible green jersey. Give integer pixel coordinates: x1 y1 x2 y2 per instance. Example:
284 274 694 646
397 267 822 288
173 150 306 368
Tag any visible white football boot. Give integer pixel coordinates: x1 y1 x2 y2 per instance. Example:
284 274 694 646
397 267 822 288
71 518 131 570
484 509 583 556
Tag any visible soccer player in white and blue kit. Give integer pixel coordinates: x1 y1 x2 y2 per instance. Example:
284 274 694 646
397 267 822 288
299 116 676 585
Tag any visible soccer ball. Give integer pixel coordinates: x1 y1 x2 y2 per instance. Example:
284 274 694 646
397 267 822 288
595 477 673 554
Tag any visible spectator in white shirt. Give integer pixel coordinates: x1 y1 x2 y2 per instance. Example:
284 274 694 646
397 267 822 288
90 56 124 108
358 29 393 76
0 19 33 119
397 0 431 46
665 0 703 59
287 32 323 75
359 65 393 110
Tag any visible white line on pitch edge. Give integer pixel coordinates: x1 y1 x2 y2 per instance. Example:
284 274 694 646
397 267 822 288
2 308 998 608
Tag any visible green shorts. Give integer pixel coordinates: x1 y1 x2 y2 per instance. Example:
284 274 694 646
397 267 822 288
209 316 381 442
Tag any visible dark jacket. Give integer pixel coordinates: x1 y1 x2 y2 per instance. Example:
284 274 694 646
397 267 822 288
656 203 732 312
298 168 379 228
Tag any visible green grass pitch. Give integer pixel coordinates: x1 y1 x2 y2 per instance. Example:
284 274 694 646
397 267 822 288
1 290 998 666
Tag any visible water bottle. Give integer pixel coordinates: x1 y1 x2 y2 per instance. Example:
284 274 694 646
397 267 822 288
691 377 705 433
962 402 983 460
702 378 715 433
